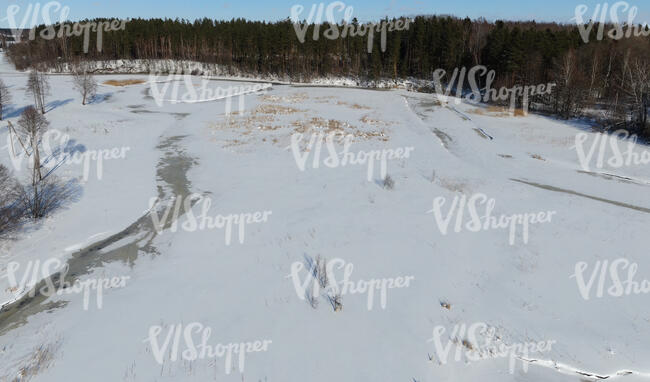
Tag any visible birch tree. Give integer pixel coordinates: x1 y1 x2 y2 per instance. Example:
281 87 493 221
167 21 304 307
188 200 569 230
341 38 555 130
26 70 50 114
15 107 52 219
16 106 49 182
620 59 650 132
72 64 97 105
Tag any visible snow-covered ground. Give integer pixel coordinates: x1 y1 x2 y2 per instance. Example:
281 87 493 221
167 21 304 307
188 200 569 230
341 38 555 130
1 51 650 382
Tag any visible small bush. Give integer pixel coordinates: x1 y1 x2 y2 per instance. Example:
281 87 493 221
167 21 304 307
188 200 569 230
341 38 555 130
328 293 342 312
20 176 78 219
383 175 395 190
316 255 328 289
306 286 319 309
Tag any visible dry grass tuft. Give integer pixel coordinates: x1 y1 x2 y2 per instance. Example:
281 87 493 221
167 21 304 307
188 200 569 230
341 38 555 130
438 178 468 193
208 98 389 149
209 113 275 131
461 339 474 351
360 115 387 126
255 104 301 115
291 117 351 135
259 92 308 103
8 338 63 382
290 117 388 141
313 96 336 102
470 106 527 117
337 101 372 110
103 79 146 86
512 108 528 117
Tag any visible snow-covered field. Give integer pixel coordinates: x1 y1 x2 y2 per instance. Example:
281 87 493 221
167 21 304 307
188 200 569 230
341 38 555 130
1 51 650 382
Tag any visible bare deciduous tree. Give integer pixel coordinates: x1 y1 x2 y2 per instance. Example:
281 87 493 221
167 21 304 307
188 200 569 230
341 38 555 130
6 110 76 220
19 174 73 219
13 108 74 220
26 70 50 114
469 18 490 66
16 106 49 182
72 64 97 105
618 59 650 133
0 79 10 120
553 50 588 119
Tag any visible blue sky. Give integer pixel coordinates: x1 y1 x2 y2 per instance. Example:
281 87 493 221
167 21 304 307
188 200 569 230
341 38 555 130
1 0 649 27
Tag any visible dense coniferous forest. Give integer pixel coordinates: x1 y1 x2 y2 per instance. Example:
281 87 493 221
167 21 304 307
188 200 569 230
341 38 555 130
5 16 650 137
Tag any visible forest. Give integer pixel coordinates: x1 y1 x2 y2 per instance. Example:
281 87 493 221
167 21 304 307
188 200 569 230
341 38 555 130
5 15 650 137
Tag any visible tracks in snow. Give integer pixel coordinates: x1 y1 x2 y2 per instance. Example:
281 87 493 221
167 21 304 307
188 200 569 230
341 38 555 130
517 355 650 381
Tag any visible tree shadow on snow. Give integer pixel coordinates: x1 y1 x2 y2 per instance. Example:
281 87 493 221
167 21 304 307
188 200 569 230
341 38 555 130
45 98 74 113
41 139 87 174
89 92 113 104
3 105 29 119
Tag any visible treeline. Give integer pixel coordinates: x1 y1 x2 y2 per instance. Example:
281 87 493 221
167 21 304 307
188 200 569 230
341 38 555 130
7 17 583 79
5 16 650 136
